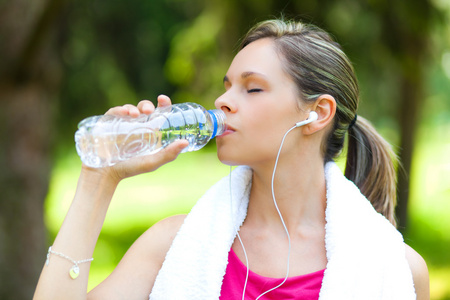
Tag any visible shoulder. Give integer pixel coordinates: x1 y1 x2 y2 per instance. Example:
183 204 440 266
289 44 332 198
140 214 187 258
405 244 430 300
117 214 187 277
150 214 187 240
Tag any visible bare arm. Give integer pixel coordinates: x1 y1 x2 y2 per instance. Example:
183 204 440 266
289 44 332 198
33 168 120 300
405 244 430 300
88 214 186 299
33 96 188 300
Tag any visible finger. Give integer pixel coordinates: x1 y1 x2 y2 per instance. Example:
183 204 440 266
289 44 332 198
137 140 188 173
158 140 189 163
137 100 155 115
157 94 172 108
148 140 188 166
122 104 141 117
105 106 128 116
117 140 189 178
105 104 140 117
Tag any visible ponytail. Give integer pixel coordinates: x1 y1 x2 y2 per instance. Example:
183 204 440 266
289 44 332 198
345 117 398 226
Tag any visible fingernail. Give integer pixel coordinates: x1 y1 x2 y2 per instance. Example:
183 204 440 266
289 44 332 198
143 103 152 111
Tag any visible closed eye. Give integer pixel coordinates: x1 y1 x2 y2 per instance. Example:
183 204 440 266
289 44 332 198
248 88 263 93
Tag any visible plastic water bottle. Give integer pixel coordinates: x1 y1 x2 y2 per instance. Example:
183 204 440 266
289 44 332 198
75 102 227 168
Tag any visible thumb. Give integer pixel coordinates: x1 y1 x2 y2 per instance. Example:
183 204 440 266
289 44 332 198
157 140 189 163
111 140 189 180
135 140 189 173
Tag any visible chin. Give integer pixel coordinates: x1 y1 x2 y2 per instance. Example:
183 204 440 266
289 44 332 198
217 154 239 166
218 153 259 169
216 148 246 166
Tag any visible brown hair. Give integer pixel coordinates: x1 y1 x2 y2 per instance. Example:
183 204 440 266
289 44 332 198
241 19 398 226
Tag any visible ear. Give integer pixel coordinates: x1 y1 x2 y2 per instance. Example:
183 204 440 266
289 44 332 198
303 94 336 135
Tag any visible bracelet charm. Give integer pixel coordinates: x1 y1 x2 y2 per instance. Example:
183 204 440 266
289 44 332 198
70 265 80 279
46 246 93 280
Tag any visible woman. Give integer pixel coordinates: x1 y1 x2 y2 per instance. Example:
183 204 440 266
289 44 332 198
34 19 429 299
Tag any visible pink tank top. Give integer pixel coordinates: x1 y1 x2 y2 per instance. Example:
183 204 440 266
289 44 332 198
219 248 325 300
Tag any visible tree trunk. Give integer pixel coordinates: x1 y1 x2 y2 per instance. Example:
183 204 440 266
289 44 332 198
396 71 423 232
0 0 65 298
388 0 431 233
0 83 54 299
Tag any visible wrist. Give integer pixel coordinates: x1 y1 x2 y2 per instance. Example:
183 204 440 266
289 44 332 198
79 164 122 189
74 166 120 208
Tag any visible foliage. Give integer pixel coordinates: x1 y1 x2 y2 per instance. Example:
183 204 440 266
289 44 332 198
55 0 204 145
53 0 446 150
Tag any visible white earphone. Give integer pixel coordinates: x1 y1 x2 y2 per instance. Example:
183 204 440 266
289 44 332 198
295 111 318 127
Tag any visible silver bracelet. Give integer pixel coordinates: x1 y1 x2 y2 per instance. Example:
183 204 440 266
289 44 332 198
46 246 94 279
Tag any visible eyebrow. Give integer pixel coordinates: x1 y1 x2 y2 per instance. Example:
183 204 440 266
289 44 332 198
223 71 266 83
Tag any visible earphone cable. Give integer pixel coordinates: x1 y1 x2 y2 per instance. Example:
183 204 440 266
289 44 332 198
230 124 297 300
254 125 295 300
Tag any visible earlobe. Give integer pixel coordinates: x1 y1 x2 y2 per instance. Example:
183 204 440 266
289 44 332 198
303 94 336 135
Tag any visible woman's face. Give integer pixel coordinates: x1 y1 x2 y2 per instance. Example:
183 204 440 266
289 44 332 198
215 38 310 167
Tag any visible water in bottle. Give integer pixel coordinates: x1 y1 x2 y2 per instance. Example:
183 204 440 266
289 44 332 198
75 102 227 168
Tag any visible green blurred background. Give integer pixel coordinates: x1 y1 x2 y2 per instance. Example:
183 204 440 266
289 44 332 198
1 0 449 299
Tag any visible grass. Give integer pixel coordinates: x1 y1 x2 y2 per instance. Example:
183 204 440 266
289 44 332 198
45 132 450 298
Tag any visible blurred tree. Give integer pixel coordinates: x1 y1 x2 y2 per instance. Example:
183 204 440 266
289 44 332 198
0 0 201 297
324 0 439 232
55 0 204 146
0 0 66 298
371 0 437 232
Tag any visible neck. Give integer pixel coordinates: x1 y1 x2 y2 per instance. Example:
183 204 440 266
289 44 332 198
246 154 327 233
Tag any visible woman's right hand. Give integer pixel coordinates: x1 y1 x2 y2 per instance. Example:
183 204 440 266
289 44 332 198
81 95 189 184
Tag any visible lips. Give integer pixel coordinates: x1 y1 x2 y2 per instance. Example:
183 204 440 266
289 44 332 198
217 124 236 137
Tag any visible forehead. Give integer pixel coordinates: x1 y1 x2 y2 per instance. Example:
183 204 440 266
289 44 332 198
226 38 288 80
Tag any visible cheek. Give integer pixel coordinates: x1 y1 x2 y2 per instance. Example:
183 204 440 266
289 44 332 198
248 110 296 141
215 105 300 165
244 104 296 139
215 132 271 166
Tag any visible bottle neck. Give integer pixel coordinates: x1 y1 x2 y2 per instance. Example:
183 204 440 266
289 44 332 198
208 109 227 138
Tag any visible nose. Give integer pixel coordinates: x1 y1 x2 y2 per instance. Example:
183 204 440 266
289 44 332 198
215 91 237 113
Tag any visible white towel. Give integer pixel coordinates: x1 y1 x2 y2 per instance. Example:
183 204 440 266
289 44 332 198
150 162 416 299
